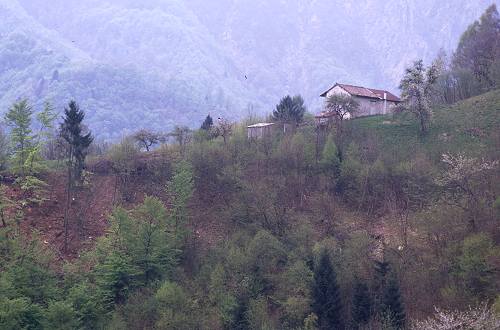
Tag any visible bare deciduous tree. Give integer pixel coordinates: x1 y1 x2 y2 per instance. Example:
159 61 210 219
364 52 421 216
168 126 192 154
133 129 163 152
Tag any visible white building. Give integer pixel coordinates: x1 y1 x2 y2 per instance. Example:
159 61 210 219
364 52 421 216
319 83 402 118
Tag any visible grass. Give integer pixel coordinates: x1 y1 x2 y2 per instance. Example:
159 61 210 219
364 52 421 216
346 89 500 163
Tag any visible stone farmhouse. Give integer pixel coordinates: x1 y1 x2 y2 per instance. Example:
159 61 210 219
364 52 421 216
318 83 402 119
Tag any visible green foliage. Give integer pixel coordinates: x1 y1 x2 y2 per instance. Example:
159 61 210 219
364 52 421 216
91 196 182 313
0 185 13 227
132 129 163 152
0 297 42 330
304 313 319 330
272 95 307 125
60 100 93 185
0 231 60 305
108 197 179 284
399 59 440 133
494 197 500 217
41 301 80 330
167 161 194 235
312 250 344 330
201 114 214 131
0 19 498 327
208 264 238 326
0 126 9 171
246 296 275 330
290 132 316 172
168 126 192 153
246 230 288 295
451 234 500 300
154 281 195 330
108 137 140 202
95 251 140 309
381 276 406 329
4 99 34 176
494 296 500 316
37 102 58 133
0 230 62 329
280 260 313 328
325 93 360 119
352 280 372 328
320 134 341 185
67 282 105 329
453 4 500 89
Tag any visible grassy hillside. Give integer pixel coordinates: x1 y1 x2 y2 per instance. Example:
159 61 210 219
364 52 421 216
348 89 500 161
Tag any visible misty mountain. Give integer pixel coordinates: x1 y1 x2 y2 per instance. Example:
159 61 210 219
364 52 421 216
0 0 497 139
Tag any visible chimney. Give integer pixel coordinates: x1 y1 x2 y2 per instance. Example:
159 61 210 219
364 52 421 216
383 92 387 114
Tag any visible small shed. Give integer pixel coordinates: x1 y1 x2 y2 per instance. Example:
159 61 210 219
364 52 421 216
247 123 275 139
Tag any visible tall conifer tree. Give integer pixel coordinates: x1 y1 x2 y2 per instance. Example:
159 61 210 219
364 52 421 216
201 114 214 131
312 251 344 329
59 101 93 250
352 280 372 328
60 101 93 185
381 276 405 329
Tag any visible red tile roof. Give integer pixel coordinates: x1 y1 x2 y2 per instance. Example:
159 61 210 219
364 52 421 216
320 83 401 102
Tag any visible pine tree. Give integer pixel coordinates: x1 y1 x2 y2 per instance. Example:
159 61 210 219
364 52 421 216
352 280 372 328
201 114 214 130
312 251 344 329
381 276 405 329
59 101 93 251
272 95 306 126
60 101 93 185
374 260 390 292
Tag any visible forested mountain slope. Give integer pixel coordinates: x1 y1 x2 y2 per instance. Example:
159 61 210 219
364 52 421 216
1 84 499 328
0 0 497 139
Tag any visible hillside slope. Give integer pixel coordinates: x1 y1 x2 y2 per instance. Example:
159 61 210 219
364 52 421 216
10 90 500 261
347 89 500 162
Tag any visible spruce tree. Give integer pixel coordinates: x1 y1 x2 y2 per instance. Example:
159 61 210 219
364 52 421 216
272 95 306 126
312 251 344 330
374 260 390 291
201 114 214 130
59 101 93 251
60 101 93 185
381 276 405 329
352 280 372 328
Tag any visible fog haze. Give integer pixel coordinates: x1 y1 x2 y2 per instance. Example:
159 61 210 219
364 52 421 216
0 0 496 139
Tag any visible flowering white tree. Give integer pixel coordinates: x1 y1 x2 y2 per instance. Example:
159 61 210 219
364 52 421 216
436 153 498 230
216 117 233 146
411 304 500 330
399 60 440 133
